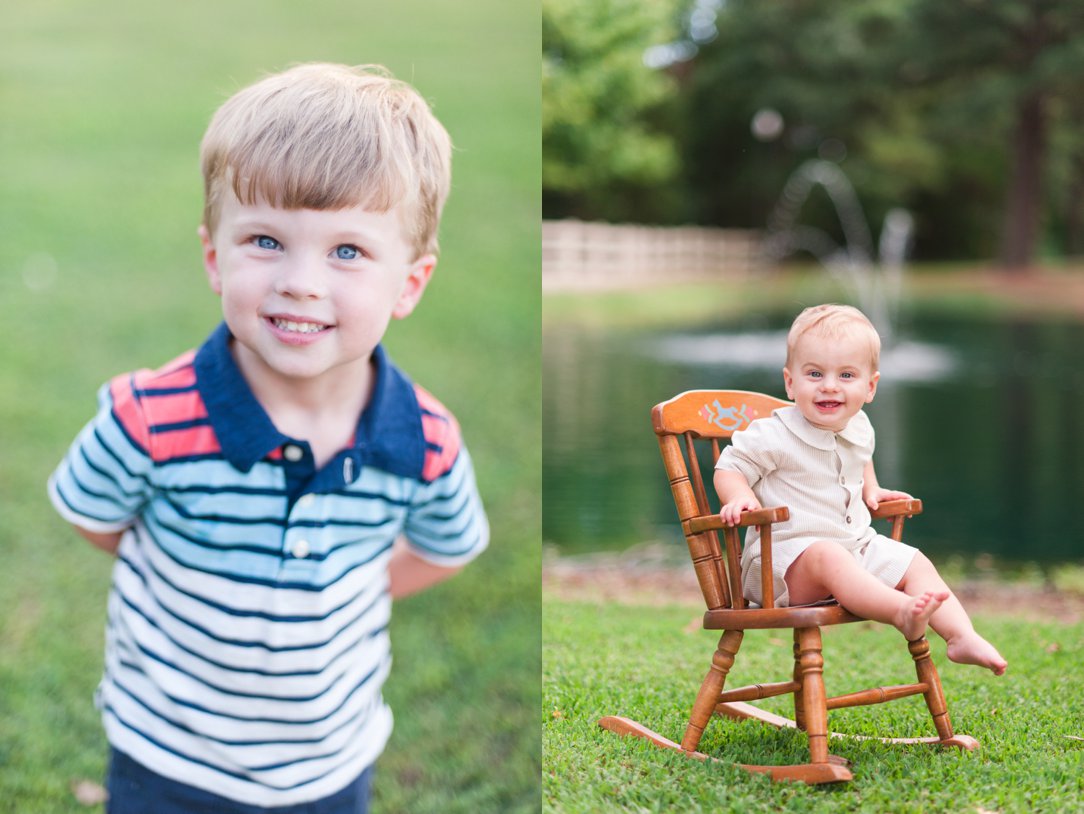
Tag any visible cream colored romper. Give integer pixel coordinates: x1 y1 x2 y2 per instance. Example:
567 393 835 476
715 406 917 607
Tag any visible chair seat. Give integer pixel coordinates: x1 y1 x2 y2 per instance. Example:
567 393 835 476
704 602 861 630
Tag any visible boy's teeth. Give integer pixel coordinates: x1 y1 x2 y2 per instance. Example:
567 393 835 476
272 318 324 333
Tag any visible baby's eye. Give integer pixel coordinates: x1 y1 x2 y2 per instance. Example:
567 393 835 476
334 245 361 261
808 370 822 378
840 372 855 380
254 235 281 251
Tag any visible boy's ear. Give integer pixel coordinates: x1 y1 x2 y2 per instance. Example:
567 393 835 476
782 366 794 400
198 225 223 295
392 254 436 320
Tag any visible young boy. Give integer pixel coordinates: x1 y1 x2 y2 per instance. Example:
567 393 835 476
715 304 1006 676
47 63 488 812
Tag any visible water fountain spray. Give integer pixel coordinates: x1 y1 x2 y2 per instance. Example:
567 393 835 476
762 159 913 342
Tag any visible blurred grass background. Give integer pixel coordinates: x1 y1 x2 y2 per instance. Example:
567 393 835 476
0 2 540 812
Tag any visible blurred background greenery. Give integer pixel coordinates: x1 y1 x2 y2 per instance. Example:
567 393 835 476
1 2 539 812
544 0 1084 268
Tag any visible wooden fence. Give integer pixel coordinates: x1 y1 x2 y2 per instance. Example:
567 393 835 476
542 219 761 292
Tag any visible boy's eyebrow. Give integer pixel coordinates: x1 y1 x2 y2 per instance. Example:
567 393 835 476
228 210 386 237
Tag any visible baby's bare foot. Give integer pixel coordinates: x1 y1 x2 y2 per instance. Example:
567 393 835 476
894 590 949 642
946 631 1008 676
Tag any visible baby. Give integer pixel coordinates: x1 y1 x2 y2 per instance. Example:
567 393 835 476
714 304 1006 675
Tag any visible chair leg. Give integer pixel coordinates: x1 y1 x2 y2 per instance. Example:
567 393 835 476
794 627 829 764
791 633 806 732
681 629 743 753
909 637 980 750
601 625 852 784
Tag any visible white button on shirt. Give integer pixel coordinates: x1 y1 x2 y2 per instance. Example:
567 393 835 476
291 539 311 559
283 444 304 462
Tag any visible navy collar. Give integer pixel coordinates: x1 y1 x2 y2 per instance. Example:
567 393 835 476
193 322 426 479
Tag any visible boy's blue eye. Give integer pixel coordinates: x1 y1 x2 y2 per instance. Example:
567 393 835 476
255 235 280 250
335 245 360 260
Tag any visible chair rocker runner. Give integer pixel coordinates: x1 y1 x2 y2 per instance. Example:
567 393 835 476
598 389 978 784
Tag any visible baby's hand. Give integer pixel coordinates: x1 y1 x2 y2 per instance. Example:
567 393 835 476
864 487 913 512
720 497 762 527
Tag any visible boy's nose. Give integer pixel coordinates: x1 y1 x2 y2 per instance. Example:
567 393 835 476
274 259 326 299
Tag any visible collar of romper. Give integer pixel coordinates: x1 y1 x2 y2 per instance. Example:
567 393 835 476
773 405 874 452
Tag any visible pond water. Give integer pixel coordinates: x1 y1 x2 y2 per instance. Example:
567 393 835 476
543 309 1084 565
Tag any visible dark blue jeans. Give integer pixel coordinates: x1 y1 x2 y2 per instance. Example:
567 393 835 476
106 750 373 814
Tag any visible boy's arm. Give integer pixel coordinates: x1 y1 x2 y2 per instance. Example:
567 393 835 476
861 460 912 510
714 469 762 527
71 525 124 556
388 537 464 599
49 375 155 552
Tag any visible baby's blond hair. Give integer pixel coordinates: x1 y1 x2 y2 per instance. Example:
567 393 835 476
200 63 452 258
785 304 881 371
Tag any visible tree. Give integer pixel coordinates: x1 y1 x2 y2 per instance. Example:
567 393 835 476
542 0 683 221
902 0 1084 270
681 0 954 246
677 0 1084 268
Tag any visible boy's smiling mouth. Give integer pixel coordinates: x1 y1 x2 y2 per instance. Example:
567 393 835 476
263 315 334 345
267 316 330 335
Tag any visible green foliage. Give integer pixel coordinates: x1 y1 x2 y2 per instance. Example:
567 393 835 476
544 597 1084 812
901 0 1084 261
542 0 683 221
0 2 539 812
544 0 1084 263
681 0 1010 256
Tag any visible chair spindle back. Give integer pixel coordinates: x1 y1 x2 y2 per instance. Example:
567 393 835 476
652 390 790 611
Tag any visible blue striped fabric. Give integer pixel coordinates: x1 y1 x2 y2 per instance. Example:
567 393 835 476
47 325 488 806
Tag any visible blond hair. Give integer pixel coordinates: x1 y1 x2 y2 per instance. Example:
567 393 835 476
785 304 881 371
200 63 452 258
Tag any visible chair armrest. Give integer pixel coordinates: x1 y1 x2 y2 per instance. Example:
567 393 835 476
870 498 922 520
686 506 790 535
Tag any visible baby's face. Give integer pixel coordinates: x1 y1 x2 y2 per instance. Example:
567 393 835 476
198 194 435 393
782 331 879 432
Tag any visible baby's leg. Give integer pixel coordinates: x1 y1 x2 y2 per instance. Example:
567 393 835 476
786 541 947 642
896 553 1007 676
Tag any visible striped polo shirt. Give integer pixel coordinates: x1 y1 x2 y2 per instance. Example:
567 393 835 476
47 322 489 807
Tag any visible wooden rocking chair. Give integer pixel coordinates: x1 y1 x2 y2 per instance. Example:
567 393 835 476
598 389 978 784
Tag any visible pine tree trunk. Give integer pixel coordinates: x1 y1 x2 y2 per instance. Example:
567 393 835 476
998 91 1046 273
1065 154 1084 257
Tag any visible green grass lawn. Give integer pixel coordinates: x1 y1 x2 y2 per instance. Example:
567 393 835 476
0 3 539 812
543 597 1084 813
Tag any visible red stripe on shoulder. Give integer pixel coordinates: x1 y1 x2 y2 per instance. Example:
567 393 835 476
127 351 197 391
109 373 152 453
146 389 209 425
111 351 221 462
153 425 222 460
415 384 462 482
